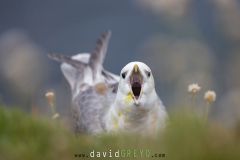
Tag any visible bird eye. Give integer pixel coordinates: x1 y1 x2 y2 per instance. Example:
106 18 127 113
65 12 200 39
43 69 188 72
121 72 126 79
147 71 151 78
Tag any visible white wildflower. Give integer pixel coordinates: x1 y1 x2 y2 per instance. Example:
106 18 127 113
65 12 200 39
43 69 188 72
188 83 201 94
204 90 216 103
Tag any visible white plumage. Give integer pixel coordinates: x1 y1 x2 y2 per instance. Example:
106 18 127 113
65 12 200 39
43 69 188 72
105 62 168 135
49 31 167 135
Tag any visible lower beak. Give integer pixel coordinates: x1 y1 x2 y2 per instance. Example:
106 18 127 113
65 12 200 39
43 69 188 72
130 64 142 100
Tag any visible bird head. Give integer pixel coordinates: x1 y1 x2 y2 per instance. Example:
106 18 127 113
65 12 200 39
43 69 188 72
117 61 157 108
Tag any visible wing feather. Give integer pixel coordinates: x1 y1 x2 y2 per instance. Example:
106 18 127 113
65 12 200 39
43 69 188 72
48 53 87 69
89 31 111 79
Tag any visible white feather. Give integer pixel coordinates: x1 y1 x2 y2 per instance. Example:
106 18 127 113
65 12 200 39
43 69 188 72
105 61 168 135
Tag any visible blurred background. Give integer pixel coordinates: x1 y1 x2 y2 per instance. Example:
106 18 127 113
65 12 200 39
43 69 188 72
0 0 240 127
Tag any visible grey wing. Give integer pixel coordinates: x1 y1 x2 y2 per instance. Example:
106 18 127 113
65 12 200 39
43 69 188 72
48 53 88 95
48 31 118 94
89 30 111 79
48 31 119 134
48 53 87 69
72 85 116 134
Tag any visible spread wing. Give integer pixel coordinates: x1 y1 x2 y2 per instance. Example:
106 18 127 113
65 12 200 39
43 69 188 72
48 31 119 134
89 31 111 80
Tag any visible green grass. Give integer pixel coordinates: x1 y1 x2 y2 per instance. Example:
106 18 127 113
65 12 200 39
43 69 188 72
0 106 240 160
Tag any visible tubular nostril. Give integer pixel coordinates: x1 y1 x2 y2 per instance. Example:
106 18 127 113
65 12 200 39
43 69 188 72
133 64 139 73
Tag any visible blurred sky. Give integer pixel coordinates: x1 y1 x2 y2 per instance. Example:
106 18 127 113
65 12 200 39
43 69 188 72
0 0 240 126
0 0 162 70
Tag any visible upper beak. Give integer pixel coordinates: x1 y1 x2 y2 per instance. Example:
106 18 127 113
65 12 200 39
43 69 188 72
130 64 143 100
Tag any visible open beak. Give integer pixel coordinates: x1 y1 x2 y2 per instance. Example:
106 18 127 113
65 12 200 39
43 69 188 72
130 64 143 100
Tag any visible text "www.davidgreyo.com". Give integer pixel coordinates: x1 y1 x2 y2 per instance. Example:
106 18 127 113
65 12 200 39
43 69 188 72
74 149 166 158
